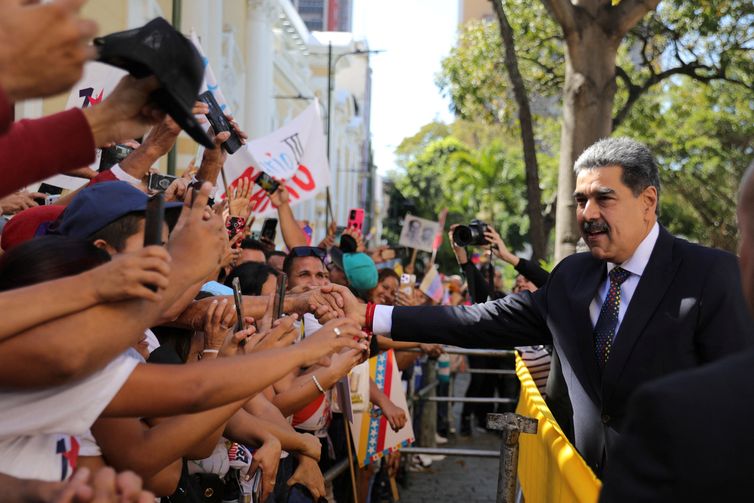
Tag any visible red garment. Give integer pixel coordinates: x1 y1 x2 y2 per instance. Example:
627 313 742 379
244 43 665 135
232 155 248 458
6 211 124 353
0 88 95 198
87 169 117 186
0 88 11 135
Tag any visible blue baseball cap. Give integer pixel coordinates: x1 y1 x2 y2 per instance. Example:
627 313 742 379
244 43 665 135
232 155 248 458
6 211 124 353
50 181 183 240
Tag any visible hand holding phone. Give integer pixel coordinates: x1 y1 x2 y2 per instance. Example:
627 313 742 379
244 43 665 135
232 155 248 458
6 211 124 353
347 208 365 233
198 91 244 154
231 277 248 347
254 172 280 195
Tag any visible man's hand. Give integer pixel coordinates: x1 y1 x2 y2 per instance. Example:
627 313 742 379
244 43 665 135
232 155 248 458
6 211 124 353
0 191 42 214
142 102 208 158
164 177 189 202
167 183 227 284
297 319 367 367
0 0 97 101
285 284 345 318
43 466 154 503
268 184 290 208
88 246 172 303
325 284 367 326
248 437 281 503
83 75 164 147
326 348 366 379
288 455 325 502
196 130 230 184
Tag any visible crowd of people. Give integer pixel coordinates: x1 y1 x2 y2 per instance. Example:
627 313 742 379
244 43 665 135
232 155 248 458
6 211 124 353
3 2 754 503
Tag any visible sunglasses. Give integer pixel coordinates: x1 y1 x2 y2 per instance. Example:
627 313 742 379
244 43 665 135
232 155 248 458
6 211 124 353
289 246 326 260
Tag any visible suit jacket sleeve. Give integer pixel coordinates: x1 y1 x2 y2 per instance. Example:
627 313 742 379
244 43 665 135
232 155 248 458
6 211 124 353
514 258 550 288
695 251 754 362
391 287 551 349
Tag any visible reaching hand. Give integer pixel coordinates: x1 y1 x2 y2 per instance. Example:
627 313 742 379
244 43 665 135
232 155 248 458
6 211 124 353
0 0 98 101
287 455 325 502
164 177 189 202
218 325 255 358
83 75 164 147
48 466 154 503
229 176 253 220
327 348 366 379
298 319 367 367
246 315 299 353
0 191 43 214
419 343 445 358
268 184 290 208
248 437 281 503
286 284 346 318
167 183 227 284
90 246 171 303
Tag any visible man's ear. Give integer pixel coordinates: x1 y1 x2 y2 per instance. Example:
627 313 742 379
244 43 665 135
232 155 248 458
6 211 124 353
92 238 117 256
642 186 658 217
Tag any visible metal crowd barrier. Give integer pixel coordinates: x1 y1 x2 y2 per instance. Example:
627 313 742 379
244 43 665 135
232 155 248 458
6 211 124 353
404 346 537 503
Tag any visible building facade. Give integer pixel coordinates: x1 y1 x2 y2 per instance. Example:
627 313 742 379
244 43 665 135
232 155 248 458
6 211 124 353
14 0 374 244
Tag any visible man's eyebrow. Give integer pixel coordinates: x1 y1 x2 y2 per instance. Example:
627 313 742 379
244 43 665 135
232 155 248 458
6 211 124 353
572 187 616 198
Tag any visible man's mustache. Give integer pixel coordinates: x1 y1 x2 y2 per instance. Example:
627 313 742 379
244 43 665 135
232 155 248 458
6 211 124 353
583 220 609 234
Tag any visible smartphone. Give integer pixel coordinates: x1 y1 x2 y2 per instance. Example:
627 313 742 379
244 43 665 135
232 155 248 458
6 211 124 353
399 274 415 297
348 208 365 233
260 218 278 242
272 272 287 320
249 469 262 503
143 193 165 247
226 216 244 240
253 171 280 195
231 277 249 348
198 91 243 154
99 144 135 172
147 173 177 192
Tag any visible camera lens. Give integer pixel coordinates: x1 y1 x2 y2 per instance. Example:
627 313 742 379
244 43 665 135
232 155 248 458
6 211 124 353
452 226 473 247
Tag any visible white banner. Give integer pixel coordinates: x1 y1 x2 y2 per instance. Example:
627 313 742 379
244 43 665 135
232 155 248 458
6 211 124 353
38 62 127 191
190 32 330 217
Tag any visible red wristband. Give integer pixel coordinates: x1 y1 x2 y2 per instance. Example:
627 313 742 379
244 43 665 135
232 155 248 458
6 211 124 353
365 302 376 332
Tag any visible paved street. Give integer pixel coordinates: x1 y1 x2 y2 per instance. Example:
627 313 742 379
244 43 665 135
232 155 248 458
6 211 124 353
399 431 501 503
399 372 502 503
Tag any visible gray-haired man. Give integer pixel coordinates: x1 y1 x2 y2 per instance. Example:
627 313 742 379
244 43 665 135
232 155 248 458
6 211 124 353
342 137 754 475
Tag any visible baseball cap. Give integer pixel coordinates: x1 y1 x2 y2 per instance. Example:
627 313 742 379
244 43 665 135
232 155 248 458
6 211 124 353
342 252 378 291
94 17 214 148
50 181 182 240
1 205 65 251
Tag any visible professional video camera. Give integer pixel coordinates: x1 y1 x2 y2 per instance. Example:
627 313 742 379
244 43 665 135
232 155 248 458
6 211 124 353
452 219 489 247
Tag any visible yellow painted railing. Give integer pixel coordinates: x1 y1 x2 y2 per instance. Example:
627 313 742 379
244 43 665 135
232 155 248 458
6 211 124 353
515 355 602 503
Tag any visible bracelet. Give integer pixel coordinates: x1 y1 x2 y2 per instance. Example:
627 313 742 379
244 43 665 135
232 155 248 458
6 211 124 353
311 375 325 394
365 302 376 332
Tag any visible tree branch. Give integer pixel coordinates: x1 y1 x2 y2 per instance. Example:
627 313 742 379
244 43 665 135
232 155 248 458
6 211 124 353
539 0 578 35
604 0 660 37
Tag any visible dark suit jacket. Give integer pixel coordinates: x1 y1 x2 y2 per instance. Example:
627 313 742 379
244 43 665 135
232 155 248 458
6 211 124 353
599 347 754 502
391 226 754 474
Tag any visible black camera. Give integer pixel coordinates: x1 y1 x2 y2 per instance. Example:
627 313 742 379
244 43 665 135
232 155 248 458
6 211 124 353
452 219 489 247
99 144 135 172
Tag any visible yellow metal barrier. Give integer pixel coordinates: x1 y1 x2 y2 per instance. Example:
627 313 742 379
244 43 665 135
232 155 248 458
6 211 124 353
515 354 602 503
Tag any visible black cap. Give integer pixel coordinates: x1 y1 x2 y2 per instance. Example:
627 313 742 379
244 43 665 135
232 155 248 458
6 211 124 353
94 17 214 148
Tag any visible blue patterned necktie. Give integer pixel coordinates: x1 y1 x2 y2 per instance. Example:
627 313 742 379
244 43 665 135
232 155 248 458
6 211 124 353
594 267 631 369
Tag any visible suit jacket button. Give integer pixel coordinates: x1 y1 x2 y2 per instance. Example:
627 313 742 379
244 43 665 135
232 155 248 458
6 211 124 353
601 414 610 424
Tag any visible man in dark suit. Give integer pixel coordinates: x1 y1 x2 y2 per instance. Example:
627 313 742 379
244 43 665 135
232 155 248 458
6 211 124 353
340 137 754 475
599 164 754 501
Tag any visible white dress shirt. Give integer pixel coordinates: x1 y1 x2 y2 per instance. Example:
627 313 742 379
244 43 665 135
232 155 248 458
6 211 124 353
589 222 659 337
372 222 661 338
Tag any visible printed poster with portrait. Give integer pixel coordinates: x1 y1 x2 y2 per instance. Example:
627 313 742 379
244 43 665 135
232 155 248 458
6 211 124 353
399 214 440 253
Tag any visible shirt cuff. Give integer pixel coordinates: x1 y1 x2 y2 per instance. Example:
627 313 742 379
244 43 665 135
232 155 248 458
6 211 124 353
372 305 394 335
109 164 142 185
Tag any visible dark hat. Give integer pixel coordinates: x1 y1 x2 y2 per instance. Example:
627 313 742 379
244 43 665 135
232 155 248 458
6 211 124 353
94 17 214 148
51 181 182 240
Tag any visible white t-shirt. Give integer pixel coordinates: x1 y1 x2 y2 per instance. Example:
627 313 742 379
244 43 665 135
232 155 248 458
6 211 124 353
0 352 139 481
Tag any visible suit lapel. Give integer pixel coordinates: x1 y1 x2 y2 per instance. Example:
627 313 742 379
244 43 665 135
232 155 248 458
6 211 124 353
601 226 681 400
567 256 605 400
